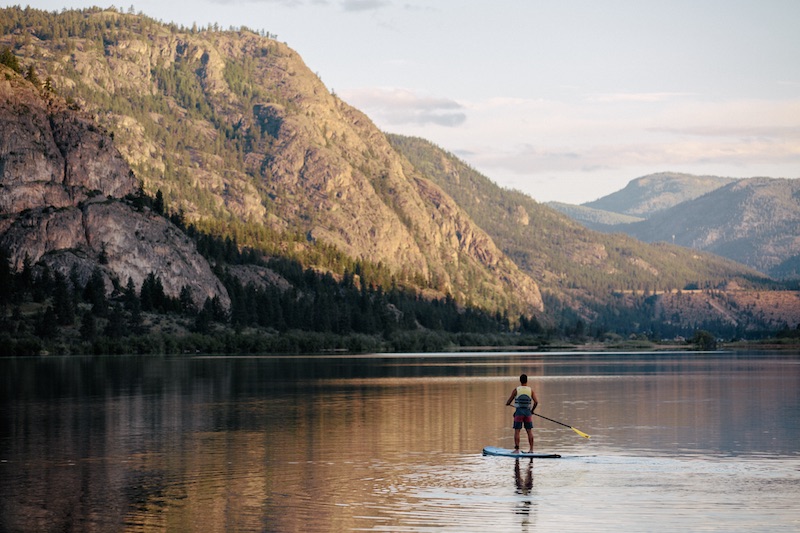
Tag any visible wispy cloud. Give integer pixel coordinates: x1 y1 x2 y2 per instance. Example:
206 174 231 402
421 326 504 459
340 0 390 12
586 92 691 103
369 93 800 201
209 0 308 5
472 138 800 176
342 87 466 127
650 125 800 139
207 0 389 7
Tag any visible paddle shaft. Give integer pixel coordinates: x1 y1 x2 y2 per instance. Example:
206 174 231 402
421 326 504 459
533 412 571 428
533 412 591 439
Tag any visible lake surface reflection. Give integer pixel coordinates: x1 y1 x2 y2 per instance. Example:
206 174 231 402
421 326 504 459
2 352 799 532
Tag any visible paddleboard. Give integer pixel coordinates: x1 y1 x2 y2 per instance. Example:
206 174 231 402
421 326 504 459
482 446 561 458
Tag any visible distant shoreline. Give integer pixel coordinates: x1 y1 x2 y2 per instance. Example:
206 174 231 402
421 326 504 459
457 340 800 353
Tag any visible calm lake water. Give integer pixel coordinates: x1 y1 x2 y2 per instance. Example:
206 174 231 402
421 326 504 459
1 352 799 532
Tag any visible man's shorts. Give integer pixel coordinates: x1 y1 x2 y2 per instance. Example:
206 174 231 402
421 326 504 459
513 414 533 429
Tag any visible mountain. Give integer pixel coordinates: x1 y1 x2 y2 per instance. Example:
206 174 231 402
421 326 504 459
582 172 737 217
545 202 643 227
0 6 542 317
548 172 736 231
551 171 800 279
621 178 800 279
0 62 537 355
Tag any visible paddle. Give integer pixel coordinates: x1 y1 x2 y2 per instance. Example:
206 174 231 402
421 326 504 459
534 412 591 439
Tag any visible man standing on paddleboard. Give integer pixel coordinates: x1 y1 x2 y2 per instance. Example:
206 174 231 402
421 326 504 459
506 374 539 453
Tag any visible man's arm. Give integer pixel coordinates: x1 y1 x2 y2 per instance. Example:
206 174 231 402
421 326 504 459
505 389 517 406
531 390 539 411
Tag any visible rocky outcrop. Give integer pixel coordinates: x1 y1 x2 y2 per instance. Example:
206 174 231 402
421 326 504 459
0 70 136 213
0 66 229 307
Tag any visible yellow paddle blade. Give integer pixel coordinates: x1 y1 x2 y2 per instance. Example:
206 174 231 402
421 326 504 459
571 426 591 439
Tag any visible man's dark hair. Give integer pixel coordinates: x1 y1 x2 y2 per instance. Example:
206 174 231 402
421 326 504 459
520 373 528 383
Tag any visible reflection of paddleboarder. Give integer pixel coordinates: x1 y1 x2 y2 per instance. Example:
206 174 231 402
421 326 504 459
513 458 535 523
505 374 539 453
514 458 533 494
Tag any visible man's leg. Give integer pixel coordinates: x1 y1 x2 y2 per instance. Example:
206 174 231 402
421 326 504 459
514 428 521 450
525 427 534 453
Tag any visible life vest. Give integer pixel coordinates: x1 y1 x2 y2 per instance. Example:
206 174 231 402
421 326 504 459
515 385 533 410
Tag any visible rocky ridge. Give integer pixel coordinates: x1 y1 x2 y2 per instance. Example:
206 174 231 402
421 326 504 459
582 172 737 217
386 135 792 331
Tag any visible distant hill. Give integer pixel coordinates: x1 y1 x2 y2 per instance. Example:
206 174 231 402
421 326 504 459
546 202 643 227
583 172 736 217
551 172 800 279
621 178 800 279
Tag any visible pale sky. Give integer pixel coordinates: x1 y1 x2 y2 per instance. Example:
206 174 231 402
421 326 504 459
16 1 800 203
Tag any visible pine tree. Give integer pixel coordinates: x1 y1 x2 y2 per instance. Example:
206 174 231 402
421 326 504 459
52 272 75 326
24 64 40 87
35 306 59 338
0 47 21 73
179 285 196 315
84 268 108 316
154 189 165 215
104 307 127 338
0 248 13 306
80 310 97 340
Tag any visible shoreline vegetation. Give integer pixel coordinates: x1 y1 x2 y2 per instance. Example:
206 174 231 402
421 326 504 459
2 328 798 357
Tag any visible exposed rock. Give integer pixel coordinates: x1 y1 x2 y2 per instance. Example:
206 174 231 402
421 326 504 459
514 206 530 226
225 264 292 293
0 65 229 308
0 68 136 211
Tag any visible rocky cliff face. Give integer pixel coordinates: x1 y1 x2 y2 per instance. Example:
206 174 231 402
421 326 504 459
1 8 543 316
260 89 542 311
205 30 542 312
0 66 229 306
0 71 135 214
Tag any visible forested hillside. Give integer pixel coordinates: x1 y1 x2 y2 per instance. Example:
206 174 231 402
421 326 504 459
618 178 800 279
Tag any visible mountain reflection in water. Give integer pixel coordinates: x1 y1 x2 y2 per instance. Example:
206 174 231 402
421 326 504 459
1 352 798 532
